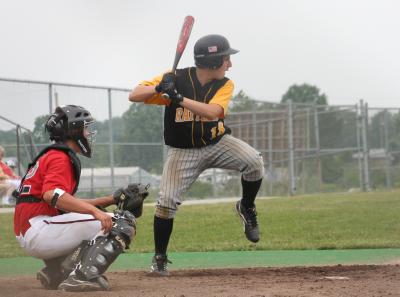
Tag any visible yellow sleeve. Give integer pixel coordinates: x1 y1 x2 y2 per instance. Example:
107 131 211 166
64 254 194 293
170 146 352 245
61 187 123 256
208 80 234 117
140 73 170 105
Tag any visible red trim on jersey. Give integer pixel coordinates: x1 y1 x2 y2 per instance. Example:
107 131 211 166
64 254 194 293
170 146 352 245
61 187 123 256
13 149 77 236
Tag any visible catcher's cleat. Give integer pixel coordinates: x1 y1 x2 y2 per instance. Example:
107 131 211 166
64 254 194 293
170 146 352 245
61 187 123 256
149 254 172 276
236 200 260 243
36 267 65 290
58 274 109 292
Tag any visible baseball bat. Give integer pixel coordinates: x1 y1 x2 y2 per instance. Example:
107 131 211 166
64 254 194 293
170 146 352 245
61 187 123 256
162 15 195 99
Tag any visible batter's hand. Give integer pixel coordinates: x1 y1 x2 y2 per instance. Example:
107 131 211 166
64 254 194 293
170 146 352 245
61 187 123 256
165 89 184 104
155 72 176 93
93 209 113 234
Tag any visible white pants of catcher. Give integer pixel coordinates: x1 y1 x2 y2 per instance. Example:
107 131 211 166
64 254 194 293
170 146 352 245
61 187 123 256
16 212 113 260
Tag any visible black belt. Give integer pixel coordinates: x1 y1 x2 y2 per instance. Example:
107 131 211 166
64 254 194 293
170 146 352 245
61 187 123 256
16 195 43 205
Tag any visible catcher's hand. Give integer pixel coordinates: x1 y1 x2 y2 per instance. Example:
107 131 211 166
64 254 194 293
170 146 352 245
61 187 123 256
113 183 150 218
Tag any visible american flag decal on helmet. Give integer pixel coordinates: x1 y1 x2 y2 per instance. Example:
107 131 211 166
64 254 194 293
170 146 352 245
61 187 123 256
208 46 218 53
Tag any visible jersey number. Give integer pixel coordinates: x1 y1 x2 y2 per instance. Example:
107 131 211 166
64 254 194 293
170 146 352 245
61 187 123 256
211 122 225 139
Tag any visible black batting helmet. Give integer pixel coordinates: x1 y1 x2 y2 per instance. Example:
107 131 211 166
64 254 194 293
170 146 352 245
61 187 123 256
45 105 97 158
194 34 239 69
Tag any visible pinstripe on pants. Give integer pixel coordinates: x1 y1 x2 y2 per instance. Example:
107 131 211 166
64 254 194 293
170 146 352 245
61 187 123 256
155 134 264 219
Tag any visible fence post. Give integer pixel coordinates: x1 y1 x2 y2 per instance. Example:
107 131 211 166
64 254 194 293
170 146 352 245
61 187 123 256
107 88 115 190
360 100 371 191
313 103 321 191
383 109 392 188
268 120 273 196
16 125 21 176
48 83 53 114
356 102 364 190
252 102 257 149
287 100 296 195
302 108 311 193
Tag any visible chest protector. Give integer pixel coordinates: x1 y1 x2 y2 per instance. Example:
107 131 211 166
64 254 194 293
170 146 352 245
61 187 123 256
15 143 81 203
164 67 231 148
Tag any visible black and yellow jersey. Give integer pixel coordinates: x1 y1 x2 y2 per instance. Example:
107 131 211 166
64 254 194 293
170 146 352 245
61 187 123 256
140 67 234 148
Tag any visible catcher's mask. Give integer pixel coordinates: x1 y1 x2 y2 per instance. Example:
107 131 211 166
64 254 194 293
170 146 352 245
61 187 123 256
45 105 97 158
194 34 239 69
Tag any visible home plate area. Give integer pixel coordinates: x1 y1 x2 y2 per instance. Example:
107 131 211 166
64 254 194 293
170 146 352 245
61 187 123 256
1 265 399 297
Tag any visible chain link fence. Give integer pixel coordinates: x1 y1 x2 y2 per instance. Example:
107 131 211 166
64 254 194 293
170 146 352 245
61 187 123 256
1 77 399 205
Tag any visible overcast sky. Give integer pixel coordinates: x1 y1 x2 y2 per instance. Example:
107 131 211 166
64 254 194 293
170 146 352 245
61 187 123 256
0 0 399 130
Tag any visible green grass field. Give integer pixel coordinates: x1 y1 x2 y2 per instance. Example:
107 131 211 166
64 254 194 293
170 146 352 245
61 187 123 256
1 190 400 258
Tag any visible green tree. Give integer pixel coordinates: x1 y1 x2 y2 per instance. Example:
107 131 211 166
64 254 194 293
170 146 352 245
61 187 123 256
0 129 17 144
229 90 256 112
32 114 50 145
120 103 164 173
80 117 126 168
281 84 328 105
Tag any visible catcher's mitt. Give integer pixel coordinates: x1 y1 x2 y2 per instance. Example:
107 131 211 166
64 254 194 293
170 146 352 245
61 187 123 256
113 183 150 218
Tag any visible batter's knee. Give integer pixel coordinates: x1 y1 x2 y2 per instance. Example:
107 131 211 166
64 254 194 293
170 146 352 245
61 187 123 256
243 152 265 181
155 205 177 219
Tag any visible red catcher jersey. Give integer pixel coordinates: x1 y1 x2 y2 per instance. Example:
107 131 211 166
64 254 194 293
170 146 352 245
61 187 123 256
14 149 77 236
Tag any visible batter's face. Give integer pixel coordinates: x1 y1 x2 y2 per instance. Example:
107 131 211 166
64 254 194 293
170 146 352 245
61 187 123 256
214 55 232 79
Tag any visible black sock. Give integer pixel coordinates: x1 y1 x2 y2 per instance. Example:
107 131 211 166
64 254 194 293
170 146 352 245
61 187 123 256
43 255 66 270
241 177 263 209
154 216 174 255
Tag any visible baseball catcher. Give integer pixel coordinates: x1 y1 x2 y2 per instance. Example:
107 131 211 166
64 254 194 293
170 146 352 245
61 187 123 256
13 105 149 291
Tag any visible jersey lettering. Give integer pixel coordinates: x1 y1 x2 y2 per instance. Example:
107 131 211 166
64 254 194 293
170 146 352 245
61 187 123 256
175 107 195 122
218 121 225 135
175 108 184 122
25 161 39 180
183 108 194 121
211 122 226 139
175 107 220 123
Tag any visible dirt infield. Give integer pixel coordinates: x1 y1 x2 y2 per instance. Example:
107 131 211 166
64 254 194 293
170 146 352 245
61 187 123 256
1 264 399 297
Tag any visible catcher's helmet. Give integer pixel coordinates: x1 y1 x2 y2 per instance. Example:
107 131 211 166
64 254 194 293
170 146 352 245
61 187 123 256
45 105 97 158
194 34 239 69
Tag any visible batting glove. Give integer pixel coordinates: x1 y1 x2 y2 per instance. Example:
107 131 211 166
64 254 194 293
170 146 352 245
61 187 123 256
165 89 184 104
155 72 175 93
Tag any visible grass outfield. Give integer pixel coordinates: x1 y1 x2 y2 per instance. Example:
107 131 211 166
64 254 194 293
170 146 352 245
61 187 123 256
1 190 400 258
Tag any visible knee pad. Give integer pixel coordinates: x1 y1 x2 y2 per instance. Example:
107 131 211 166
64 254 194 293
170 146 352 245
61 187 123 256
61 240 90 277
76 235 124 281
155 205 176 219
63 211 136 281
111 210 137 248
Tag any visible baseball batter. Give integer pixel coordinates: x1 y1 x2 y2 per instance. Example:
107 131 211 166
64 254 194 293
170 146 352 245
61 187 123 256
129 34 264 275
13 105 148 291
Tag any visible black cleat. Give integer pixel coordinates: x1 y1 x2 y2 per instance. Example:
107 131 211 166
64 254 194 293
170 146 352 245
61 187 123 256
236 201 260 243
149 254 172 276
36 267 64 290
58 274 109 292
